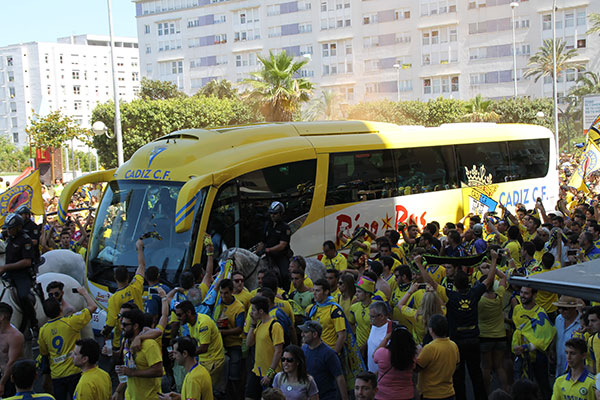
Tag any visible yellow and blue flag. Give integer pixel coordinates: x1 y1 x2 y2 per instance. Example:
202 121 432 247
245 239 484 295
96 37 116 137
568 140 600 193
0 169 44 226
512 304 556 352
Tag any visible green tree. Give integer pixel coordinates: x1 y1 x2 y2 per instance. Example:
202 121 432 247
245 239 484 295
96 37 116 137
138 77 187 100
569 71 600 97
243 51 314 121
490 97 554 130
26 110 89 150
0 137 29 173
524 39 586 82
92 96 262 168
587 13 600 35
425 97 464 126
303 90 342 121
195 79 238 99
462 95 500 122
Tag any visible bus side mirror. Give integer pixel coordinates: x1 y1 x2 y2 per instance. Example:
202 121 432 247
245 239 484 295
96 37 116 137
175 175 213 233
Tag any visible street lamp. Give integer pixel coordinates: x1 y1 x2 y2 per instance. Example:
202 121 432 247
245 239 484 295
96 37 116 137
510 2 519 98
552 0 560 161
393 63 401 102
107 0 124 166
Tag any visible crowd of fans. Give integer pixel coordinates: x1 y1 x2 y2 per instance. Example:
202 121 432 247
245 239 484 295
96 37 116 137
3 164 600 400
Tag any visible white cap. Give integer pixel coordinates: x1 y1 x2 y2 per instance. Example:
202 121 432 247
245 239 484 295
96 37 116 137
548 210 564 219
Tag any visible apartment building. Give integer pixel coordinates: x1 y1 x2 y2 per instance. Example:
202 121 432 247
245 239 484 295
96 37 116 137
134 0 600 105
0 34 140 147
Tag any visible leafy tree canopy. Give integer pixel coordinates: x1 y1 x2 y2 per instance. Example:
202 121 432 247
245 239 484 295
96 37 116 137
26 110 89 150
138 77 187 100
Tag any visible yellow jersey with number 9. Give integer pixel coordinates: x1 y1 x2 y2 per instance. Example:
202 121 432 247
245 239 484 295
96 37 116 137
38 308 92 379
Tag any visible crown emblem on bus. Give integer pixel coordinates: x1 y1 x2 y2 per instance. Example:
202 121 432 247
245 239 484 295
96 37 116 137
465 165 493 187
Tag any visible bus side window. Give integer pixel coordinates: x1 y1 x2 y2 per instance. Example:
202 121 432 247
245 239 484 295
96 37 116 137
393 146 457 194
507 139 550 181
456 142 510 185
208 159 317 249
326 150 396 205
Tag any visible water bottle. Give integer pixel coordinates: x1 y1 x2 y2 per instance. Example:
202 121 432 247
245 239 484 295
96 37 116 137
104 339 113 357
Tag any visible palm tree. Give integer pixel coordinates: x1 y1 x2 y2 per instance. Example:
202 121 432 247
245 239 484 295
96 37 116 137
587 13 600 35
462 95 500 122
569 71 600 97
195 79 238 99
524 39 586 83
303 90 342 121
243 51 314 121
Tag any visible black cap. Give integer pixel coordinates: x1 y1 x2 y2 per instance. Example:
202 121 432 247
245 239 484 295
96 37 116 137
298 320 322 336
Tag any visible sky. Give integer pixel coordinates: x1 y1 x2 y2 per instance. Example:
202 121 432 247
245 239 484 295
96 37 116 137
1 0 138 47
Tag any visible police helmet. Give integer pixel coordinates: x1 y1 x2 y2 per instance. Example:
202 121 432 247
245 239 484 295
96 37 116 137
268 201 285 215
16 205 31 216
3 213 24 229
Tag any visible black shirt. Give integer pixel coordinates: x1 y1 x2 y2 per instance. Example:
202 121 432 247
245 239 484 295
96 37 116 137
264 220 292 258
4 231 34 278
22 219 40 261
445 281 486 340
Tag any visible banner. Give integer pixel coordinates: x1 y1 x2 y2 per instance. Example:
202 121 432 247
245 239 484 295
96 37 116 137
568 140 600 192
0 169 44 226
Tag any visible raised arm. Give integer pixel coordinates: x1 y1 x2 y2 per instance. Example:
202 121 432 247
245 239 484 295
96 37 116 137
415 255 437 290
483 250 498 289
201 237 215 288
135 239 146 277
77 285 98 314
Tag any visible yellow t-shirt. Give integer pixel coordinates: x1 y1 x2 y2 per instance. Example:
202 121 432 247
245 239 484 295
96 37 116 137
252 318 284 377
73 366 111 400
219 298 245 348
274 297 296 326
400 306 426 344
336 294 353 319
322 253 348 272
390 287 424 332
106 274 144 348
188 313 225 364
590 333 600 374
417 337 460 399
477 286 506 339
427 265 446 285
505 241 522 269
551 369 596 400
234 288 252 311
124 339 162 400
181 363 214 400
533 265 560 313
305 303 346 349
39 308 92 379
348 302 371 348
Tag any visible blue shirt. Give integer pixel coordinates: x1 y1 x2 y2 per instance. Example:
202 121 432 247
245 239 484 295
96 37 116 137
4 391 55 400
144 283 170 316
303 342 343 400
584 246 600 261
474 238 487 254
555 314 581 377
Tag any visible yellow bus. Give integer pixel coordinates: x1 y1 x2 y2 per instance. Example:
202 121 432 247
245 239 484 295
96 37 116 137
59 121 557 312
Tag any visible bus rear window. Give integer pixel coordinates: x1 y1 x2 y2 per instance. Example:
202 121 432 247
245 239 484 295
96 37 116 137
456 142 510 184
326 150 396 205
507 139 550 180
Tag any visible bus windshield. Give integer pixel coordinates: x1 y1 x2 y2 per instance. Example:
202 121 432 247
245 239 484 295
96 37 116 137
88 180 200 288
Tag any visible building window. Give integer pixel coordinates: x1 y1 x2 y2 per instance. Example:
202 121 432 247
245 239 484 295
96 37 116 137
12 133 18 144
172 61 183 74
132 72 139 81
74 101 82 110
11 117 18 128
577 10 586 26
146 45 151 54
73 85 80 95
10 102 17 112
8 71 14 82
577 39 586 48
144 24 150 34
543 14 551 30
9 87 16 98
424 79 431 94
72 71 80 79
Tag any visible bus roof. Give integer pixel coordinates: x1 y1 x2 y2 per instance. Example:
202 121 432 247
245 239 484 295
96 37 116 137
115 121 553 184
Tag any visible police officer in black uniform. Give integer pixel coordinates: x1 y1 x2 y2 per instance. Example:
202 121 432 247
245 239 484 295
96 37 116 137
16 205 41 264
0 213 37 333
260 201 293 290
